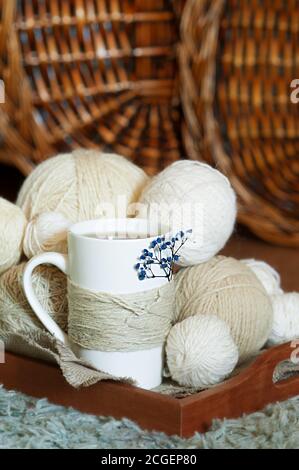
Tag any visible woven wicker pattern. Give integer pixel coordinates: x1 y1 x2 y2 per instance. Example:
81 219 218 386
181 0 299 247
0 0 183 175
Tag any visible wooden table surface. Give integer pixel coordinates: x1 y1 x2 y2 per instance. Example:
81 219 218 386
222 228 299 292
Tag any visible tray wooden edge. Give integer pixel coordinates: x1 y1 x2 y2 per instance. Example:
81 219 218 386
179 341 299 436
1 342 299 438
1 352 182 436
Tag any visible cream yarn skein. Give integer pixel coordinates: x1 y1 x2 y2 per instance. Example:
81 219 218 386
166 315 239 388
138 161 237 266
0 262 68 334
243 260 299 345
17 149 149 257
0 198 27 275
23 212 71 258
0 263 68 362
268 293 299 346
175 256 273 362
242 259 283 296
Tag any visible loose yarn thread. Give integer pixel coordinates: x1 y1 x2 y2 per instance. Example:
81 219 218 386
68 280 176 352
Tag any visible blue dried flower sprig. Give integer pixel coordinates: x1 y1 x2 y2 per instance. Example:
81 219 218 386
135 229 192 282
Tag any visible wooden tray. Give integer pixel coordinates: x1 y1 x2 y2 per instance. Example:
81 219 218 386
1 343 299 437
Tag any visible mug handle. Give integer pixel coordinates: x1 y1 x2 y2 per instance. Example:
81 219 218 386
23 252 70 346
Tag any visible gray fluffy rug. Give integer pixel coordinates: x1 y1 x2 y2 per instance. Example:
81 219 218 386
0 386 298 449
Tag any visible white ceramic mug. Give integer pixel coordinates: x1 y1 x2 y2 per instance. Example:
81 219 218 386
23 218 171 390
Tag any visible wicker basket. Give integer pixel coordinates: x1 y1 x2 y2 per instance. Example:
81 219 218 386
0 0 184 176
180 0 299 247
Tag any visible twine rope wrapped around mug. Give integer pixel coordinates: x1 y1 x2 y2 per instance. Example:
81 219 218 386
68 280 176 352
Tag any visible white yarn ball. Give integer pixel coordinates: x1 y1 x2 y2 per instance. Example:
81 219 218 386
0 198 27 275
23 212 72 258
138 161 237 266
242 259 283 296
268 293 299 346
166 315 239 388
